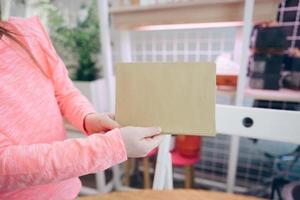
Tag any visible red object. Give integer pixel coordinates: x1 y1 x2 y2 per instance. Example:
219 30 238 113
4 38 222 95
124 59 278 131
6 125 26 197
146 136 202 166
172 150 200 166
175 136 201 157
147 148 158 157
216 74 238 87
172 136 201 166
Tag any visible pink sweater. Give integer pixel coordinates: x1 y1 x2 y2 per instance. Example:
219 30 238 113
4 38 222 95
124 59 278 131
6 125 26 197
0 17 127 199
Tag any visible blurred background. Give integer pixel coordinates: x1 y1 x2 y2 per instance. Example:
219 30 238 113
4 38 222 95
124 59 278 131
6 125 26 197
6 0 300 199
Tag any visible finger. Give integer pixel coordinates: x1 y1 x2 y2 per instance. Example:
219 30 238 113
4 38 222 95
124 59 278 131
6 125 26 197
101 117 120 129
107 113 115 120
140 127 162 138
95 131 106 135
145 134 164 149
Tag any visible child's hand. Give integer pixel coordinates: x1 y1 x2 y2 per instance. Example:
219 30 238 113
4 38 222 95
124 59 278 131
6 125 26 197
120 127 163 158
84 113 120 134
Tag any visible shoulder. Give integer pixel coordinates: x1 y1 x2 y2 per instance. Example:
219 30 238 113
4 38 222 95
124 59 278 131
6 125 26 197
9 16 43 32
8 16 45 34
8 16 58 76
8 16 40 25
8 16 51 47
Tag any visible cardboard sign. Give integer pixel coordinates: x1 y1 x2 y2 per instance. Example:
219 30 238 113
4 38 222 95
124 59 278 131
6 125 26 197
115 63 216 136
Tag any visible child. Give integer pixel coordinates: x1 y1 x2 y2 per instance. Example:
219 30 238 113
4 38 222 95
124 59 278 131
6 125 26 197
0 15 163 200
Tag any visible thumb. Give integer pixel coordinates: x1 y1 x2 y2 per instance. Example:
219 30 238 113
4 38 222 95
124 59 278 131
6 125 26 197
107 113 115 120
141 127 162 138
101 116 120 129
145 134 164 150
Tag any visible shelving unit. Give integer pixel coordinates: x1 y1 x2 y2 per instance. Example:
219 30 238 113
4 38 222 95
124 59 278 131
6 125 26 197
98 0 300 196
110 0 279 30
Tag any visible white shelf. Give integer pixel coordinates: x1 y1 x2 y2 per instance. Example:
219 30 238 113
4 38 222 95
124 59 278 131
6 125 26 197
245 88 300 103
110 0 280 30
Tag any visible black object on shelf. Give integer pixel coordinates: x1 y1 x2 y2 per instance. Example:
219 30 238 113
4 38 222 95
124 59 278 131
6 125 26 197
252 26 288 50
283 55 300 72
249 25 287 91
249 54 283 74
249 72 281 90
283 54 293 71
291 57 300 72
282 72 300 90
248 54 283 90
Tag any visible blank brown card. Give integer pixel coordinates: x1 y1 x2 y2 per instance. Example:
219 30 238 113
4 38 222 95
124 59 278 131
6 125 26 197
115 63 216 136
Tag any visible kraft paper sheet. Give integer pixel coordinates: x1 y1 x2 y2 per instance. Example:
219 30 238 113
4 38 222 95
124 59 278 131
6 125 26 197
115 63 216 136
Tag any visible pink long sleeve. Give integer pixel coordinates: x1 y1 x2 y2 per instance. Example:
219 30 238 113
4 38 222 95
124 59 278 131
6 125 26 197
0 17 127 199
33 17 96 134
0 129 126 191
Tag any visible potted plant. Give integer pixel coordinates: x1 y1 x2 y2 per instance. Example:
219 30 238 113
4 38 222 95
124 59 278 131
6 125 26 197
44 0 108 112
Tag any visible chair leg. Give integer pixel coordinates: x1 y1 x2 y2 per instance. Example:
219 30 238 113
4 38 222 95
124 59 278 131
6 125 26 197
184 165 193 189
95 172 107 193
143 157 151 189
123 159 131 186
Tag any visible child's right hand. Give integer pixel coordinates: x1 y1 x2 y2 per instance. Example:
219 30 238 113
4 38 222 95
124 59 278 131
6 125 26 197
120 127 164 158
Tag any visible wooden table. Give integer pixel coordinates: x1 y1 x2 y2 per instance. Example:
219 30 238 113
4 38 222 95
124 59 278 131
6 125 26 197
78 189 263 200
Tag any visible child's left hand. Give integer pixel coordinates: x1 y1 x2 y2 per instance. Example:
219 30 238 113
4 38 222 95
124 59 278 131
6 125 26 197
84 113 120 134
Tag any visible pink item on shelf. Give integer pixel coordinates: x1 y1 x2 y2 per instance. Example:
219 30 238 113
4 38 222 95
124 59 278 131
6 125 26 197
172 136 201 166
171 150 200 166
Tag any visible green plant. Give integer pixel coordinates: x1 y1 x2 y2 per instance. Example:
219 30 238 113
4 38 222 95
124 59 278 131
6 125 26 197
42 0 101 81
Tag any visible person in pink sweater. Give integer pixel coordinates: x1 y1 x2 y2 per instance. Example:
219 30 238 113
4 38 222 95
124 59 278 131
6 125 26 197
0 13 163 200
